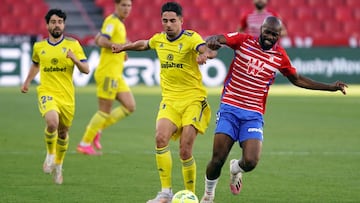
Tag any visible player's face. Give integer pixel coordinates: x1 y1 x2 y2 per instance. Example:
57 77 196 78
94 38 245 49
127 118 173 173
161 11 183 39
254 0 267 10
115 0 132 19
259 24 281 50
47 15 65 39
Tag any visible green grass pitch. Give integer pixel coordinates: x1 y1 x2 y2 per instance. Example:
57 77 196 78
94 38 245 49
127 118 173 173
0 85 359 202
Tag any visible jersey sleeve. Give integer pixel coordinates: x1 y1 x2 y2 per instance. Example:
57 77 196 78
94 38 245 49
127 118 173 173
224 32 250 50
72 40 87 62
148 33 161 49
188 31 205 52
32 42 40 64
278 50 297 76
239 12 248 30
100 17 115 39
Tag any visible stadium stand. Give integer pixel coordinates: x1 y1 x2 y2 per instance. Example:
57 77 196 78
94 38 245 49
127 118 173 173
0 0 359 47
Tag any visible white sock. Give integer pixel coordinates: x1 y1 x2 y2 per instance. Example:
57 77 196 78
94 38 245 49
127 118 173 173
231 159 244 174
161 188 172 194
204 176 218 196
79 141 91 147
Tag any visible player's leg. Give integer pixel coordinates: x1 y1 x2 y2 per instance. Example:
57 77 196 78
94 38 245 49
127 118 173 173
201 103 236 202
181 98 211 193
102 79 135 130
94 90 135 149
147 118 177 203
179 125 198 193
78 76 115 154
201 133 234 203
229 115 264 195
42 110 59 173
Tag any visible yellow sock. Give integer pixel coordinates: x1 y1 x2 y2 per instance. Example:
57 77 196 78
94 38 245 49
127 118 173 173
156 145 172 189
55 136 69 165
81 111 109 144
45 129 57 154
102 106 130 129
182 156 196 193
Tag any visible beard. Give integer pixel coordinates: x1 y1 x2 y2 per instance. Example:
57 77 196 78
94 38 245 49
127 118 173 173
49 28 63 39
259 34 274 50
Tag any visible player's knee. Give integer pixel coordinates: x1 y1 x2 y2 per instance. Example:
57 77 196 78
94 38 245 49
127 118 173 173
210 156 226 169
155 133 170 148
126 104 136 113
242 157 259 172
46 122 58 133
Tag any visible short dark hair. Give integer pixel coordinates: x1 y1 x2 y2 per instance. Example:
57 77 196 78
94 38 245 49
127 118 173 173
45 9 67 24
161 2 182 16
115 0 132 3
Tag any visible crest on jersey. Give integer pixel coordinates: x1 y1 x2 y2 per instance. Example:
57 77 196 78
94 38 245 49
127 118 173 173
247 58 265 76
178 43 183 52
167 54 174 61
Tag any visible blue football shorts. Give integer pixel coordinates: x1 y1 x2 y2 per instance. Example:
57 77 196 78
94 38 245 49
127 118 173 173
215 103 264 144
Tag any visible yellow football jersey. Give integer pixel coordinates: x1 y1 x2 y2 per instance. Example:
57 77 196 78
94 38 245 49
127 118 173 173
96 14 127 76
149 30 207 100
32 37 87 100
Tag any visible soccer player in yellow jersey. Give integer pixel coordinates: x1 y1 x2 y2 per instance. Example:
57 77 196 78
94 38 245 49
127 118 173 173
77 0 136 155
21 9 89 184
112 2 217 202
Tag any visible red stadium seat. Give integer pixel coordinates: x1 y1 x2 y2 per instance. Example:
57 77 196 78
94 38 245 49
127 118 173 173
296 7 315 21
327 0 346 7
307 0 324 7
346 0 360 7
315 8 334 21
335 7 354 22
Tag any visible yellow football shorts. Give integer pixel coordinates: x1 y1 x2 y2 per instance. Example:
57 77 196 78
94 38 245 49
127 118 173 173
95 74 130 100
37 89 74 127
156 97 211 140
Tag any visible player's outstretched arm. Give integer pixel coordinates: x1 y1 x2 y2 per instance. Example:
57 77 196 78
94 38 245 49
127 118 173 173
206 35 226 50
21 64 40 93
287 73 348 95
66 49 90 74
112 40 149 53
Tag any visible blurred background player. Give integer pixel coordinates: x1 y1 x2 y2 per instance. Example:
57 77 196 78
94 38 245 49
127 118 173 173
112 2 217 202
237 0 287 37
200 16 347 203
77 0 135 155
21 8 89 184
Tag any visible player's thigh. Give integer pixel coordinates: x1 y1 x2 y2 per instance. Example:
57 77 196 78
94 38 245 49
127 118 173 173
182 98 211 135
156 101 181 139
95 75 119 100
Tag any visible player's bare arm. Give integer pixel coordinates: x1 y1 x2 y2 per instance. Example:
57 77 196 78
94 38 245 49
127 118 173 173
21 64 39 93
206 35 226 50
287 73 348 95
66 49 90 74
112 40 149 53
196 45 218 65
95 34 114 49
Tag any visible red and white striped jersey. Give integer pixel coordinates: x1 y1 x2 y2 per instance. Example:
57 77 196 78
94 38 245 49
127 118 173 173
239 9 280 37
221 32 297 114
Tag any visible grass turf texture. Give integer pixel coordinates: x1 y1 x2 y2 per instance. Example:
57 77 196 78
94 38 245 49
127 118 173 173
0 85 359 203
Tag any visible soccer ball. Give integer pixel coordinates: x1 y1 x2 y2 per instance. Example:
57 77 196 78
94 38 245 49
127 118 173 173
171 190 199 203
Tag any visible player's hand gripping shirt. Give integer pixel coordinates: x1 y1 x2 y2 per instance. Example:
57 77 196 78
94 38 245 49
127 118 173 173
149 30 207 100
222 32 296 114
32 37 87 100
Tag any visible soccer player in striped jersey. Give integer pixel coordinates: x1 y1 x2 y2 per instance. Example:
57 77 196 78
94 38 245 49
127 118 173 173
21 9 89 184
237 0 287 37
200 16 347 203
112 2 217 203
